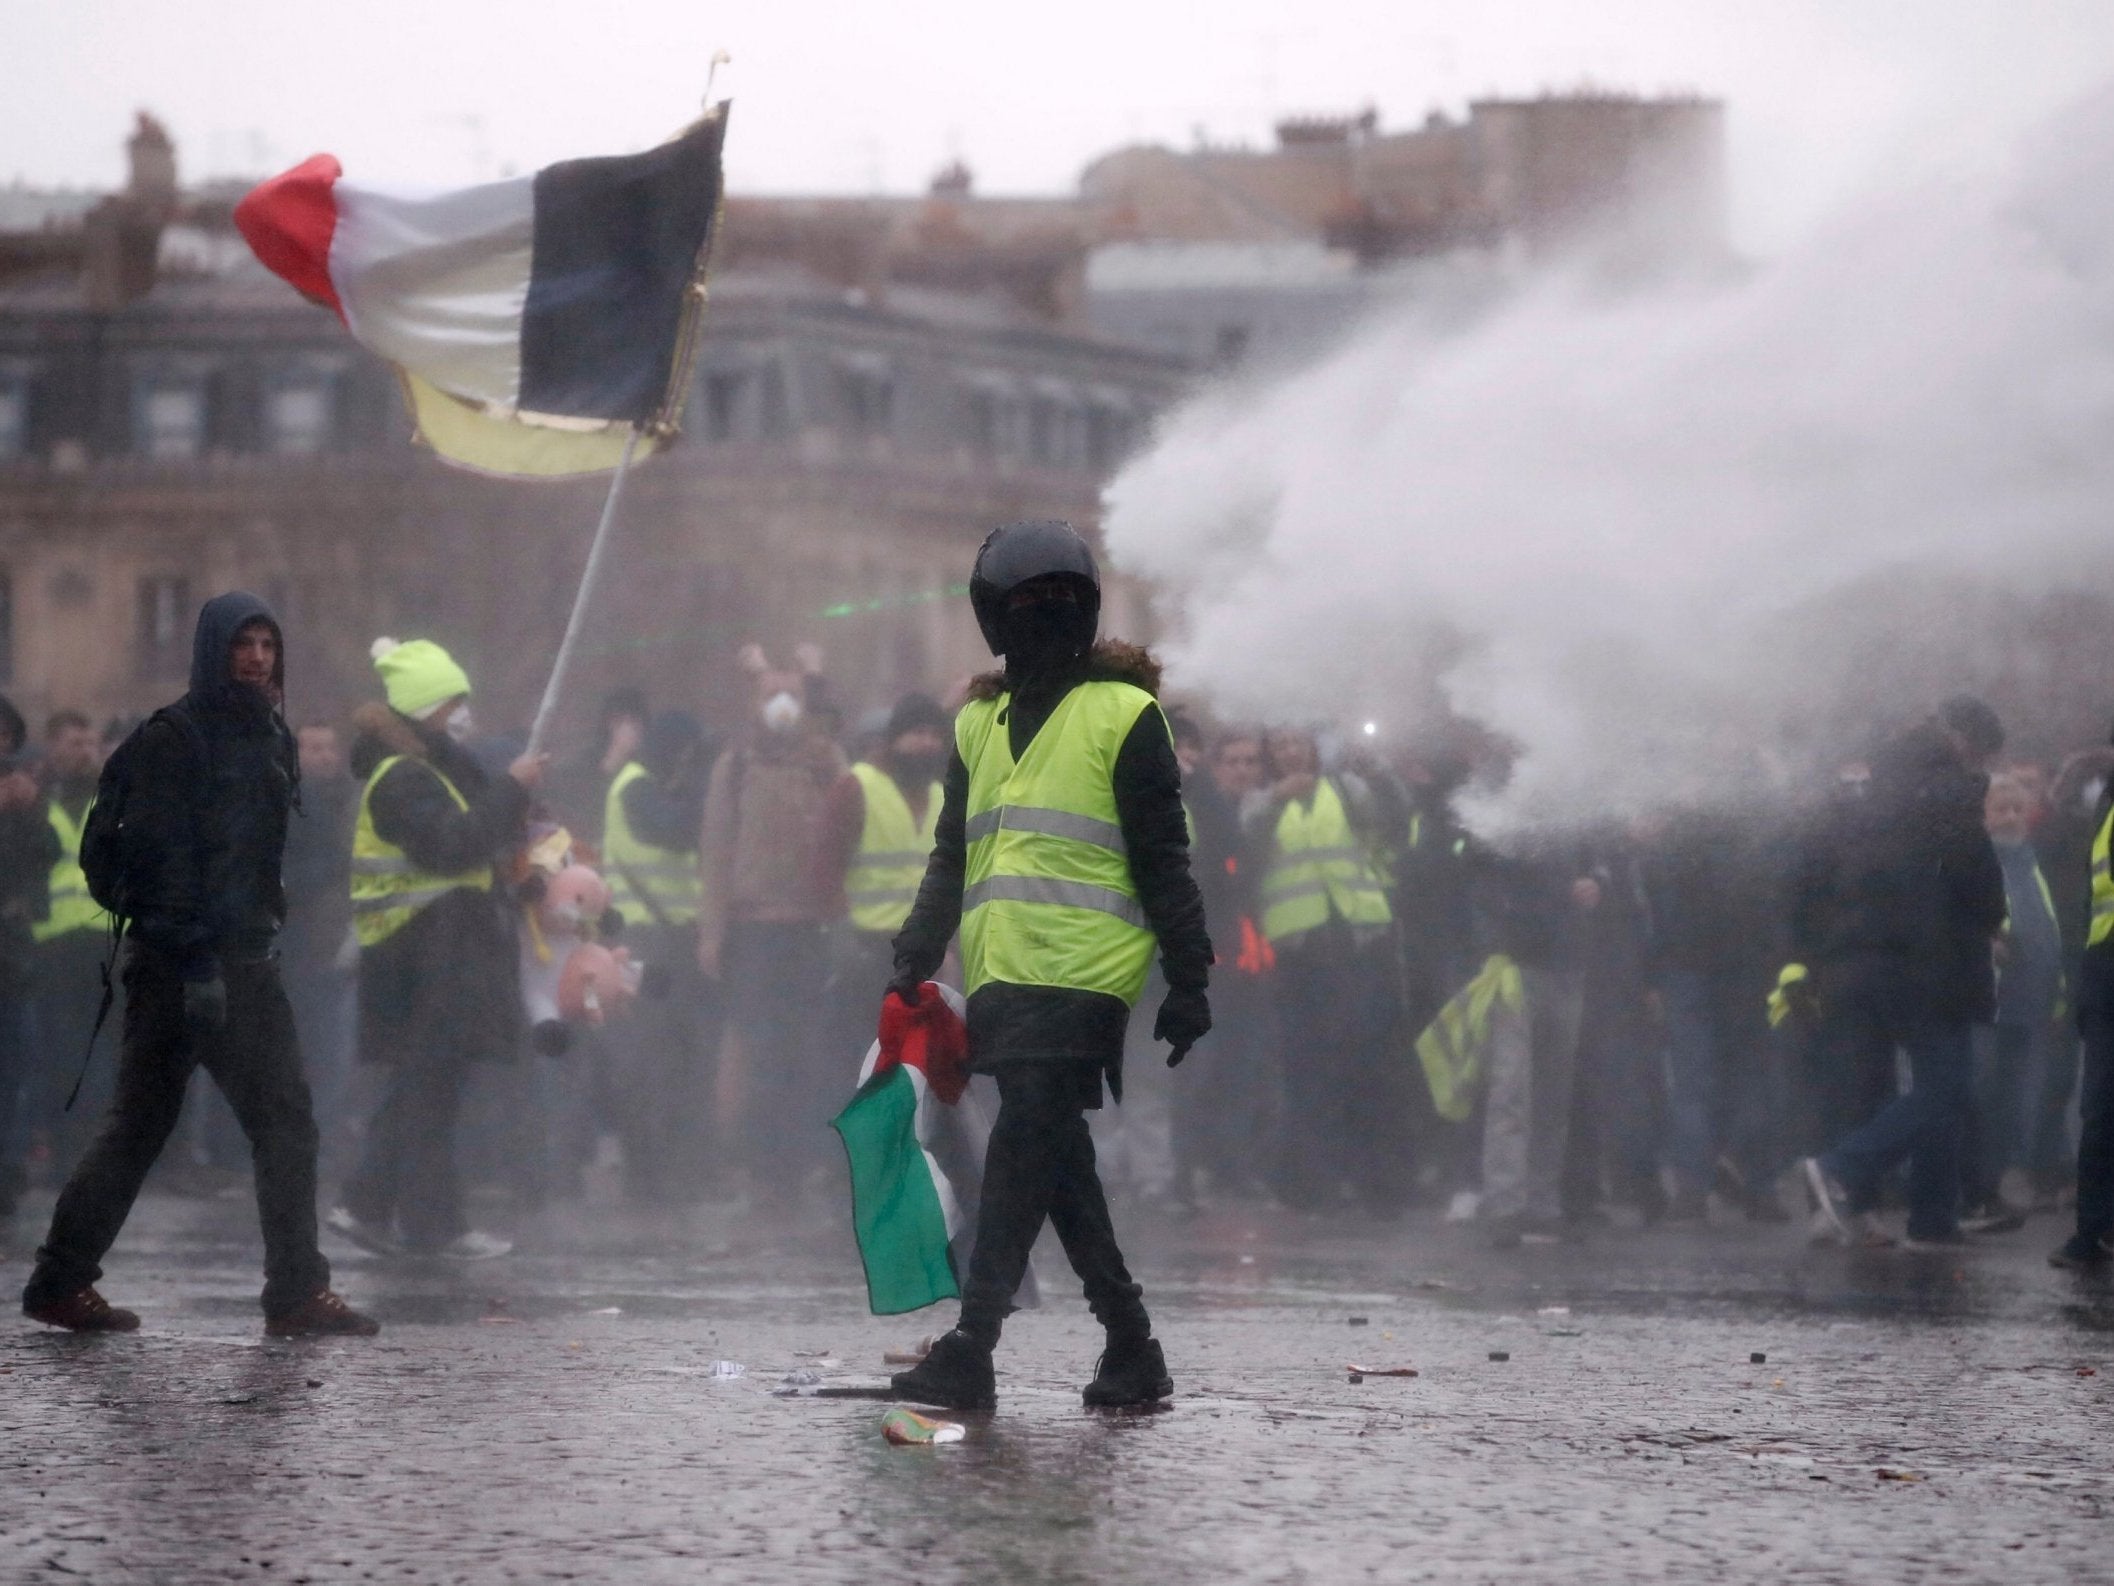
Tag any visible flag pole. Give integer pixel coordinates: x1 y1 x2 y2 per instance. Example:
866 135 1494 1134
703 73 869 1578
525 425 642 758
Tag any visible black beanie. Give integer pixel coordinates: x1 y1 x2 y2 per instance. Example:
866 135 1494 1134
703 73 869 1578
1938 695 2004 760
886 693 950 742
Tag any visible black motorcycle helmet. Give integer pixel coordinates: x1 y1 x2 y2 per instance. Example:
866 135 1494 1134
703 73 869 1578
968 520 1102 658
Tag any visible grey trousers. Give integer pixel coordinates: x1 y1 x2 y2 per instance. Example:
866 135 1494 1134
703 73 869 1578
1481 966 1585 1223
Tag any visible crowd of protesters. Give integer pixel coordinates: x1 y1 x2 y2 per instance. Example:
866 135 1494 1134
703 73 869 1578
3 608 2111 1281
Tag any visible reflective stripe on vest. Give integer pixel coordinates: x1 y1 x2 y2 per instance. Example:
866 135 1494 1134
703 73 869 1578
603 761 701 927
34 799 108 943
350 755 493 948
2090 806 2114 949
957 681 1158 1005
1260 778 1393 945
845 762 939 934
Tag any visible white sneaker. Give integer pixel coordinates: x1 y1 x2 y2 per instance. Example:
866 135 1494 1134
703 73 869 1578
433 1230 513 1262
1801 1158 1854 1244
1445 1190 1482 1224
325 1205 402 1257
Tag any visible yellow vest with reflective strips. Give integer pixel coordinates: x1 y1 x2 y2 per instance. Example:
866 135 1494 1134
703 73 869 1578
1260 777 1393 945
2089 805 2114 950
350 755 493 948
603 761 701 927
35 798 108 943
845 761 939 935
957 681 1158 1005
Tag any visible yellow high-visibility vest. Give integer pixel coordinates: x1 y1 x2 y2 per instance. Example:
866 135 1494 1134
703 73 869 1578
845 761 939 935
603 761 701 927
350 755 492 948
2089 806 2114 950
1259 777 1393 945
34 799 108 943
957 682 1158 1005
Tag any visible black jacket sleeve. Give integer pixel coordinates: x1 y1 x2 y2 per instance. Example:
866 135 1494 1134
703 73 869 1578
369 758 529 876
124 717 214 974
1115 707 1213 993
892 747 969 985
621 771 702 853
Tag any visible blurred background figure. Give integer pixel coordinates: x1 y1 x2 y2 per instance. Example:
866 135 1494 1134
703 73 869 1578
0 696 57 1223
29 710 113 1180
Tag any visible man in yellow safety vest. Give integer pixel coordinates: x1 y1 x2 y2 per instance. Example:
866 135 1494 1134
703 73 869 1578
30 710 112 1172
1246 726 1414 1214
815 693 948 1063
601 709 718 1203
2055 722 2114 1270
887 521 1212 1413
327 638 542 1260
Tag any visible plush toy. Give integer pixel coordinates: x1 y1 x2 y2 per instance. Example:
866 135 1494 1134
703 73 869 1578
514 836 641 1050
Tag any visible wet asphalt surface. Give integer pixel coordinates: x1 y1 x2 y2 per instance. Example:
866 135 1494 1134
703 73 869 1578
2 1191 2110 1584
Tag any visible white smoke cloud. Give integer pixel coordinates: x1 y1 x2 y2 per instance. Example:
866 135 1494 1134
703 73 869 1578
1105 84 2114 826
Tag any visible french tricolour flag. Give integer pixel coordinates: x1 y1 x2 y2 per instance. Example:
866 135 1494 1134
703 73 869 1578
235 109 726 477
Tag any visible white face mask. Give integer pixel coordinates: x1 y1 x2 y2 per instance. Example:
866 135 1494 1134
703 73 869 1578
760 691 803 734
444 703 476 745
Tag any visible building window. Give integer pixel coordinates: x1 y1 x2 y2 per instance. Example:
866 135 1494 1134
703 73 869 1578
136 575 190 680
0 382 24 462
836 359 894 438
1085 404 1135 473
266 382 333 455
137 381 205 459
1027 396 1065 467
0 571 12 685
758 362 790 438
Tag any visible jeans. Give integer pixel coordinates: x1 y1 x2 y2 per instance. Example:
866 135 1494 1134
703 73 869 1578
25 946 329 1316
958 1065 1149 1350
1820 1020 1973 1240
2074 1006 2114 1243
1963 1021 2040 1206
1481 966 1585 1224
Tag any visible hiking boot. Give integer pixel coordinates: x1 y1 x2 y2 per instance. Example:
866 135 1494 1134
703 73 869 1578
25 1286 140 1333
325 1205 401 1257
889 1328 996 1411
2048 1232 2113 1271
265 1289 380 1338
1084 1335 1172 1408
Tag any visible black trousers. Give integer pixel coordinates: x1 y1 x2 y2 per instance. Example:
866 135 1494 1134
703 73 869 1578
341 1056 471 1251
25 946 329 1316
2074 1006 2114 1244
957 1065 1150 1350
1272 931 1412 1212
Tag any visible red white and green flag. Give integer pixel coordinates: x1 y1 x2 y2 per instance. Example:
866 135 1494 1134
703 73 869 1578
830 983 992 1316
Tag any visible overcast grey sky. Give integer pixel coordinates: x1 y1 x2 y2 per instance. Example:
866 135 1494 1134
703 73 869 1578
10 0 2114 250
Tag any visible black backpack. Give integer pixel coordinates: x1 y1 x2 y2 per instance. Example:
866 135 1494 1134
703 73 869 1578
80 706 207 917
67 707 208 1108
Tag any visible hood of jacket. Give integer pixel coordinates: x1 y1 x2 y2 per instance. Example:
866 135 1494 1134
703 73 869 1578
190 590 285 709
349 700 439 780
641 710 707 781
965 640 1161 703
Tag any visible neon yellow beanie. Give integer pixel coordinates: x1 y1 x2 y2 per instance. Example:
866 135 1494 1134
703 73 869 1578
371 638 471 720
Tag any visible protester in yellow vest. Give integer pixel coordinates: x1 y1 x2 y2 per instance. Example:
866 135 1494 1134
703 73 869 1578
1243 726 1415 1215
29 710 111 1174
0 695 57 1221
816 693 948 1073
887 520 1212 1415
327 638 541 1262
599 709 720 1205
2055 739 2114 1270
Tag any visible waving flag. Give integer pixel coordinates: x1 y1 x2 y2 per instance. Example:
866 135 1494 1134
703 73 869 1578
234 107 726 477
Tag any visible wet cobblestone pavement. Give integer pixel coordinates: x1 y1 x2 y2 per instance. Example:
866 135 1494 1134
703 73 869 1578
3 1194 2110 1583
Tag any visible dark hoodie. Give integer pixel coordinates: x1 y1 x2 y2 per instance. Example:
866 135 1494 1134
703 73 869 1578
126 591 299 977
892 641 1212 1094
617 710 711 851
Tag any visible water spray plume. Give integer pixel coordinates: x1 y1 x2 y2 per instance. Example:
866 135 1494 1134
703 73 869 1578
1106 83 2114 829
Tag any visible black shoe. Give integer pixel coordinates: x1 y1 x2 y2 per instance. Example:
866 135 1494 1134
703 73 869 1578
2049 1232 2113 1271
1083 1335 1172 1408
889 1329 995 1411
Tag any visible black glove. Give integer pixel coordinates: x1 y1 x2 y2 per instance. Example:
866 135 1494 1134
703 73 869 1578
885 970 927 1011
183 975 228 1041
1154 985 1211 1067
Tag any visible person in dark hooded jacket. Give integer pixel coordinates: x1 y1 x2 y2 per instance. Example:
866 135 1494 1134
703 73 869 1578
1797 699 2008 1247
21 593 376 1336
328 639 540 1259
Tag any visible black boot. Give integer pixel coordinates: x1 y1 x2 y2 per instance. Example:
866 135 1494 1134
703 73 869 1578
889 1329 996 1411
1083 1335 1171 1408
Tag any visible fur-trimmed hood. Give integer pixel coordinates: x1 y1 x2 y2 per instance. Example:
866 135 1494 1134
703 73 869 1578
349 699 437 779
965 640 1162 702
